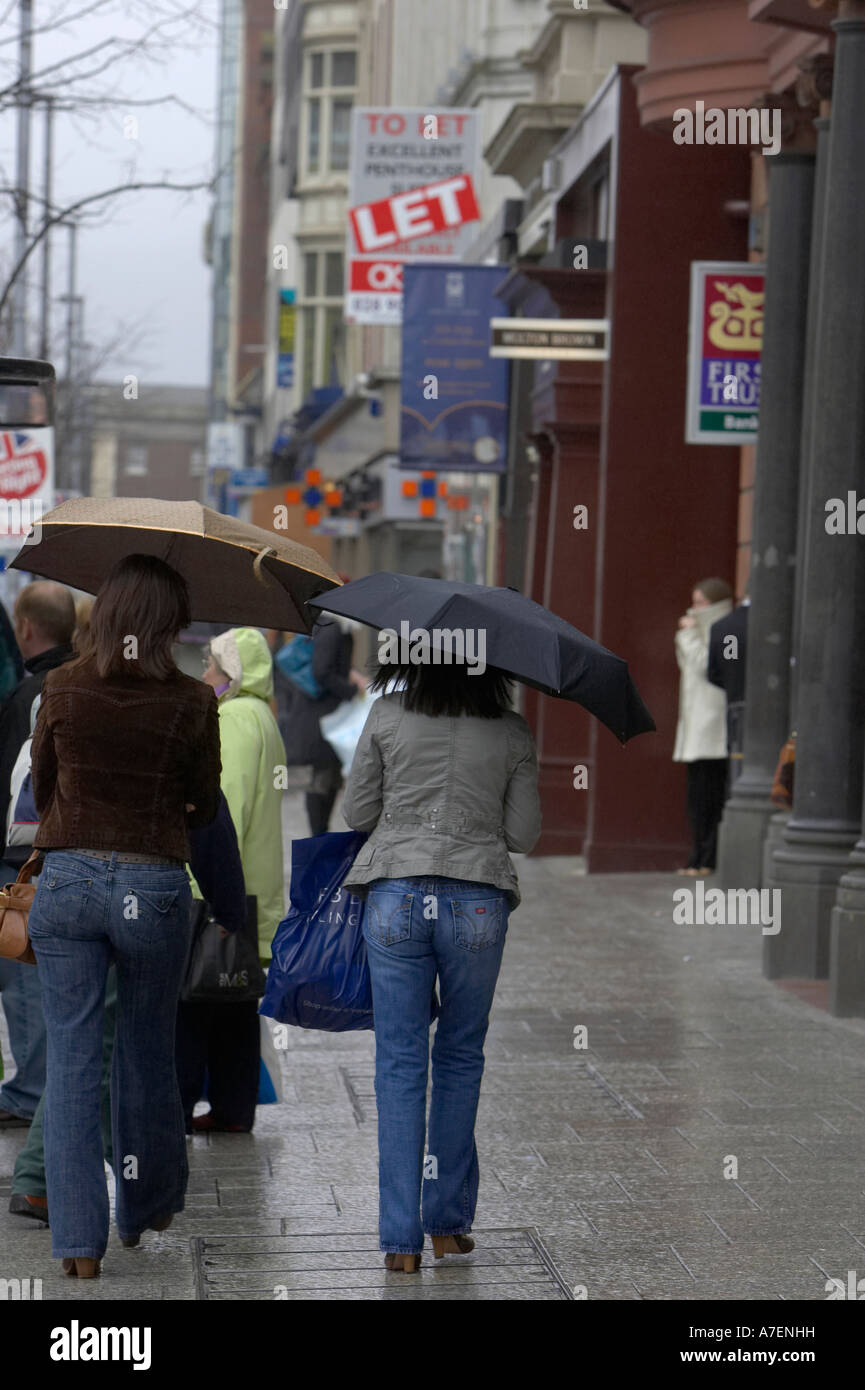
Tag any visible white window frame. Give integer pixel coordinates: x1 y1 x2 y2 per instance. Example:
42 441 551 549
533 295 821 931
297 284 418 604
124 444 148 477
300 47 357 182
299 247 346 399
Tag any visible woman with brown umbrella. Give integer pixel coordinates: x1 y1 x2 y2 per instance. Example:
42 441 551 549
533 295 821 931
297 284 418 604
27 553 221 1277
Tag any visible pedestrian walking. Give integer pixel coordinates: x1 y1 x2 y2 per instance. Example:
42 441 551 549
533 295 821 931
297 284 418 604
673 577 733 875
177 627 286 1134
26 554 221 1277
340 658 542 1271
11 790 245 1228
281 605 368 835
707 596 749 781
0 581 75 1128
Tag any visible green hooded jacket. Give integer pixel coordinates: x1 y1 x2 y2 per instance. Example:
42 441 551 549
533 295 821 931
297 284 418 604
192 627 286 961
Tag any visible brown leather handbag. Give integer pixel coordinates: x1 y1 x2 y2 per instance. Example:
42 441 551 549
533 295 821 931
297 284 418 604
0 850 44 965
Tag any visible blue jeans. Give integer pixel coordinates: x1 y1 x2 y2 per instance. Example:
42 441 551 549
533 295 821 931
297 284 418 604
363 876 509 1254
0 954 47 1119
28 851 193 1260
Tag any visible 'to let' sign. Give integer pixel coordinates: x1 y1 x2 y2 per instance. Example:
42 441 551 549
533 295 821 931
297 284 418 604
349 174 481 254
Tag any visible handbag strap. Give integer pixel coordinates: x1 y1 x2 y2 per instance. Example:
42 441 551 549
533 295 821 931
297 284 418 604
16 850 44 884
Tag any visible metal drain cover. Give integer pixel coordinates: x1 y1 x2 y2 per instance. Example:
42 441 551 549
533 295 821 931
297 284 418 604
192 1227 572 1300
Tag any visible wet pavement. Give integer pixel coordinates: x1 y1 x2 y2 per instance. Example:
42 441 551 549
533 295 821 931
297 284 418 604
2 790 865 1300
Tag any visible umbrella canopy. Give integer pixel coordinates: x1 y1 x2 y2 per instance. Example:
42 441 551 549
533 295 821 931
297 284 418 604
309 571 655 744
10 497 341 632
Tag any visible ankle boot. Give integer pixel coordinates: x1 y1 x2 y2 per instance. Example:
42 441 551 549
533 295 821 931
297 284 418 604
432 1234 475 1259
62 1257 100 1278
384 1252 422 1272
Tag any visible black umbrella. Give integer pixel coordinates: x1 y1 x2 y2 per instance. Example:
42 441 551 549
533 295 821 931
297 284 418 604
308 572 655 744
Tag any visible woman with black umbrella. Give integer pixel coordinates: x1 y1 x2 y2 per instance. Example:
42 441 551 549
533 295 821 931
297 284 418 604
340 653 542 1272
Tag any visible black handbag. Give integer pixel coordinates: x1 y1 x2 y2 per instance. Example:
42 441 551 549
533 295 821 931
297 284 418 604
181 895 266 1004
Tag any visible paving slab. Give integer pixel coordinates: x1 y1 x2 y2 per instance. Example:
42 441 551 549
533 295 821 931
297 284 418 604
2 790 865 1300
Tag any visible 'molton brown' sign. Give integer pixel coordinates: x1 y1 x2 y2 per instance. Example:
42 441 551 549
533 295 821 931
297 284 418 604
489 318 609 360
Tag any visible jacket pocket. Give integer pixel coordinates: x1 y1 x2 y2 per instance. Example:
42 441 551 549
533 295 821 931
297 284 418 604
365 889 413 946
452 894 507 952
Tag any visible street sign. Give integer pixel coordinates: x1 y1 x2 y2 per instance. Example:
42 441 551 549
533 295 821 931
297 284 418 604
489 318 609 360
207 421 244 472
277 288 295 389
686 261 765 444
231 467 269 489
345 107 481 326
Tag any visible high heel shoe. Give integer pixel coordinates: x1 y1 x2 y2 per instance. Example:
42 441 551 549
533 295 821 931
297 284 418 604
384 1252 421 1272
432 1234 475 1259
121 1212 174 1248
62 1257 100 1278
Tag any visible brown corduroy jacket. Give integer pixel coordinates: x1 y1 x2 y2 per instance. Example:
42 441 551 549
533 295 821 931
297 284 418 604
32 655 221 862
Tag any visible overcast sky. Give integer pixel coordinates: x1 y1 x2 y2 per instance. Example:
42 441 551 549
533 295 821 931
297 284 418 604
0 0 219 387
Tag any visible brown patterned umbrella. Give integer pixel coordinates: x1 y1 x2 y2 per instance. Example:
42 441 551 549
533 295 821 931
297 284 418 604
9 496 341 632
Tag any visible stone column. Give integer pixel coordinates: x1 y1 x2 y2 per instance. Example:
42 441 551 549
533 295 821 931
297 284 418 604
715 99 816 892
831 786 865 1016
824 27 865 1014
760 75 833 971
789 65 834 719
768 5 865 980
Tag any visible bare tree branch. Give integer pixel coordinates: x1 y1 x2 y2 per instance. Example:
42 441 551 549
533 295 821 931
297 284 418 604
0 0 117 49
35 91 210 119
0 0 215 105
0 178 214 321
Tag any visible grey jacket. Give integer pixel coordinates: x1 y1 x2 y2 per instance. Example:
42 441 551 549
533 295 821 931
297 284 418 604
341 693 542 908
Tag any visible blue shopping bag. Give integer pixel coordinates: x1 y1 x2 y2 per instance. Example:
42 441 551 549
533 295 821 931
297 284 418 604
260 831 373 1032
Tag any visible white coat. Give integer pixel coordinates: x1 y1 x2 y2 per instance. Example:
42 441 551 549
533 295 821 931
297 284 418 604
673 597 732 762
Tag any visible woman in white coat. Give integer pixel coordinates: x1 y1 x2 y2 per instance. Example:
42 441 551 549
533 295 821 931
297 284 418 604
673 577 733 875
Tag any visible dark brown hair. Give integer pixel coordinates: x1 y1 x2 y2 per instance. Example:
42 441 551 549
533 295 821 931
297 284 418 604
694 577 732 605
73 554 190 680
72 595 94 653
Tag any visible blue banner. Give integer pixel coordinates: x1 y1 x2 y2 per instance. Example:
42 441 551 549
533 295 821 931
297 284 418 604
400 264 509 473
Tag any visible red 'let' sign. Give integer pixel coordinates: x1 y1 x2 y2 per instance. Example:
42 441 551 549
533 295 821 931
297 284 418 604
349 174 480 254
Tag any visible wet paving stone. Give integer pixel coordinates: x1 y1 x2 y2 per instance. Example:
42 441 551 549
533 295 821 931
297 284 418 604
3 810 865 1300
192 1227 571 1300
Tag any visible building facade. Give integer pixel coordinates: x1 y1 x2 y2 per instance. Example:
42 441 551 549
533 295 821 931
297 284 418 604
610 0 865 1014
206 0 274 510
86 385 207 500
220 0 865 1014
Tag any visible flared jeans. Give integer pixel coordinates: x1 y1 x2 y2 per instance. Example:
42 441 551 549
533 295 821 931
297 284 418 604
28 851 192 1259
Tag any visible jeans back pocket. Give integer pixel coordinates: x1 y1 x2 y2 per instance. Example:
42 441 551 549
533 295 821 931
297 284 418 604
451 894 507 952
119 877 190 944
29 866 94 935
365 889 414 946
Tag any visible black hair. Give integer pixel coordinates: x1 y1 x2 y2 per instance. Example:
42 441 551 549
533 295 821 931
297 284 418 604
369 660 512 718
